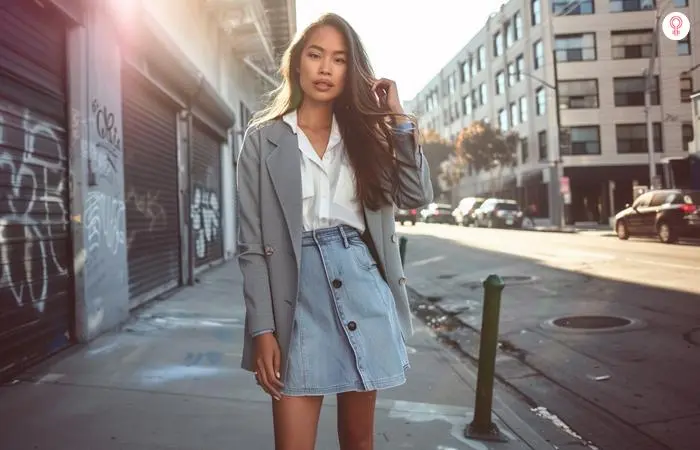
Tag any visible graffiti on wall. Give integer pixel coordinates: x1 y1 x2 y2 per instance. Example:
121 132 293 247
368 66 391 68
80 93 128 339
0 103 69 315
125 188 168 250
191 184 220 259
87 98 121 186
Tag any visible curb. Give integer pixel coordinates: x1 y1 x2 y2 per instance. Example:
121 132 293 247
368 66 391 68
406 285 601 450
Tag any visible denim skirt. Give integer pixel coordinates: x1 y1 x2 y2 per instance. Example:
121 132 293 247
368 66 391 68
281 225 410 396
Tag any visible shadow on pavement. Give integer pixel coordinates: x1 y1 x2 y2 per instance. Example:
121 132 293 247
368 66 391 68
399 227 700 450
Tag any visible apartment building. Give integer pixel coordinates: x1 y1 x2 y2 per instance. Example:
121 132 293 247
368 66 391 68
407 0 698 223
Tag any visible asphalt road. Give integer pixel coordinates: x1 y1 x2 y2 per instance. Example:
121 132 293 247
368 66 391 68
398 223 700 450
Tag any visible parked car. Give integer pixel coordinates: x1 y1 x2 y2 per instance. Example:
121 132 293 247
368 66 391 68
419 203 457 224
452 197 485 226
473 198 523 228
395 207 418 225
614 189 700 243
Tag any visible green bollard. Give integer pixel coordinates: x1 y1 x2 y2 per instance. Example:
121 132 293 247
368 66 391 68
398 236 407 268
464 274 508 443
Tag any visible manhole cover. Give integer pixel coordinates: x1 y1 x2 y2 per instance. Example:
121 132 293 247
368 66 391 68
541 314 644 334
552 315 631 329
683 328 700 346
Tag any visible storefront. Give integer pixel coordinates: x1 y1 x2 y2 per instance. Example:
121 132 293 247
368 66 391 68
0 1 75 379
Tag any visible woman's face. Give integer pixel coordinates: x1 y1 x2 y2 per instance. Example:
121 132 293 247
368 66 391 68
298 25 348 104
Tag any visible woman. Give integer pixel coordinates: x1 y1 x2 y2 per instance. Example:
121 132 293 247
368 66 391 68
236 12 433 450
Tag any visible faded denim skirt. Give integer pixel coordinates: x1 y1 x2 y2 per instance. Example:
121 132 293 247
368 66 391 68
282 225 410 396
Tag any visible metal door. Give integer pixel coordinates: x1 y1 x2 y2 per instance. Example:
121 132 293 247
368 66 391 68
0 2 73 379
191 120 223 267
122 68 181 305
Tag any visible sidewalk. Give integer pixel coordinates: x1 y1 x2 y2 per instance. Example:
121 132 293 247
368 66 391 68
521 219 611 234
0 261 563 450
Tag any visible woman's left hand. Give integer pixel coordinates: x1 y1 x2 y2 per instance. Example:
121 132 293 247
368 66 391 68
372 78 404 115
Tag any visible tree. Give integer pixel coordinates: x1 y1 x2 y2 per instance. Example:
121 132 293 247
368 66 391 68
418 128 455 196
455 120 518 174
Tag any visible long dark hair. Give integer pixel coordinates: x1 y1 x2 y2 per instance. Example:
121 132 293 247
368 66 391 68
250 13 418 210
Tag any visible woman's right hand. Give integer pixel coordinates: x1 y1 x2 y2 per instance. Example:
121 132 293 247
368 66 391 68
254 332 284 400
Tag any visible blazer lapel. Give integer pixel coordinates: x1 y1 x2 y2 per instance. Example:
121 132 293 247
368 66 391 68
265 122 303 267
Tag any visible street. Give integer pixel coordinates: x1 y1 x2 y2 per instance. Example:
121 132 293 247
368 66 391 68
399 223 700 450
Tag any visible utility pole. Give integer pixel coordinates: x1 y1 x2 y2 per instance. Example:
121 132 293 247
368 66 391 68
644 8 662 190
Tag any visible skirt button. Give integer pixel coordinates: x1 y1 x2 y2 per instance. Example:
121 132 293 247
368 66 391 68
332 279 343 288
347 321 357 331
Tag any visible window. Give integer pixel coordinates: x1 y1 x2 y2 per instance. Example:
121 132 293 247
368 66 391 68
614 76 659 106
510 102 519 126
610 0 656 13
471 89 478 109
531 0 541 25
494 32 503 57
498 108 509 130
514 12 523 40
681 75 693 102
673 0 688 5
447 73 457 95
519 96 528 122
678 34 691 56
611 29 654 59
616 123 662 153
552 0 594 14
533 40 544 69
564 126 601 155
507 62 517 86
516 55 525 81
682 123 693 151
555 33 597 62
477 46 486 71
479 83 488 106
521 137 529 163
495 71 505 95
632 192 652 208
461 60 471 83
506 21 515 48
538 130 547 160
535 87 546 115
559 79 599 109
463 95 472 116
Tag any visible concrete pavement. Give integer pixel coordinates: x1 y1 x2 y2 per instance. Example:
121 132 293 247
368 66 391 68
0 260 573 450
399 223 700 450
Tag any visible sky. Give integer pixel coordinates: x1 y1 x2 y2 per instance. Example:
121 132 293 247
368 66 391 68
295 0 507 102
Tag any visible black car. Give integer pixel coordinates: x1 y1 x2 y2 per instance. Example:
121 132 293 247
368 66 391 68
614 189 700 243
419 203 457 224
473 198 523 228
452 196 485 226
395 207 418 225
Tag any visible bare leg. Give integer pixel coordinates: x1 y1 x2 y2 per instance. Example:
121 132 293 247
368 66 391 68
273 395 324 450
337 390 377 450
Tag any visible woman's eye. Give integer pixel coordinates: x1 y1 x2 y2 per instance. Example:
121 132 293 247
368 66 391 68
308 53 320 59
335 58 346 64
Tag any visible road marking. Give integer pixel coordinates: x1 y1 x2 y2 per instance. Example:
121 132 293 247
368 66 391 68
407 256 445 267
627 258 699 271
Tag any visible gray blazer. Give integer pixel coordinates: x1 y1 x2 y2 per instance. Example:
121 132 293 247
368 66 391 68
236 118 433 376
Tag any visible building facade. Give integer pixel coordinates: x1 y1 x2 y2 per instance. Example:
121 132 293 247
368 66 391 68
408 0 698 223
0 0 294 381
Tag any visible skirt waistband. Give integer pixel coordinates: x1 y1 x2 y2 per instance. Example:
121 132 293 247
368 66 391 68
302 225 362 247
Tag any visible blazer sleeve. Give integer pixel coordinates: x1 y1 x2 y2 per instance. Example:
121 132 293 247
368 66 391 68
235 126 276 335
391 121 434 209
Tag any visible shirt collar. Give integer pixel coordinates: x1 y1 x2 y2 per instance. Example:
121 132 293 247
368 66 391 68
282 109 341 146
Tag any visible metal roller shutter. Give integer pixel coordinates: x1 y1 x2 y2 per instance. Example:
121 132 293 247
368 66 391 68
0 2 73 379
122 68 181 304
191 120 223 267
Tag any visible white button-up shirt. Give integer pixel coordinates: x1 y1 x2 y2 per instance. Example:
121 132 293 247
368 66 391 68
282 110 366 233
